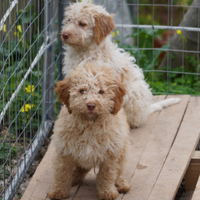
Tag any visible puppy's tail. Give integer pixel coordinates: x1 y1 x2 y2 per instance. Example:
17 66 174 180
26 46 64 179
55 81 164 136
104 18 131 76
149 98 181 114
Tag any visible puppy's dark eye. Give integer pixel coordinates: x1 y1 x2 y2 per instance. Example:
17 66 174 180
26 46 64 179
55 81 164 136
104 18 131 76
79 22 86 27
80 89 85 94
99 90 104 94
68 19 71 22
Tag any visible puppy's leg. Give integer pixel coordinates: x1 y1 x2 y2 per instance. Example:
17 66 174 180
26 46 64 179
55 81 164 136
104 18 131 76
97 158 119 200
115 144 131 193
48 154 75 199
72 165 91 186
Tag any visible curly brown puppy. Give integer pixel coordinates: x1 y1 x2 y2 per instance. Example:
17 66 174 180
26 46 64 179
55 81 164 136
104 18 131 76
61 1 181 128
47 64 131 200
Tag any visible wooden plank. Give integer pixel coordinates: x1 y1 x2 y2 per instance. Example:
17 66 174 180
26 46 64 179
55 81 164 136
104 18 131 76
21 144 54 200
21 142 78 200
185 151 200 191
191 176 200 200
191 151 200 163
21 142 55 200
185 163 200 191
123 95 190 200
124 95 167 180
67 95 166 200
148 97 200 200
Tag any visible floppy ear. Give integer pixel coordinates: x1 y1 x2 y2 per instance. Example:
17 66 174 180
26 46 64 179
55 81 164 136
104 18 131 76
94 13 115 45
111 82 126 115
55 77 72 114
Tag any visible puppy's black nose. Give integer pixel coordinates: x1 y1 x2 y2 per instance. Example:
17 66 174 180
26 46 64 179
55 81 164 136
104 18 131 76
62 32 70 40
87 103 96 111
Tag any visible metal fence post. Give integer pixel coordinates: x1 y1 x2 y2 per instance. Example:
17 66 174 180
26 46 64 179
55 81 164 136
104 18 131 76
43 0 56 121
58 0 70 81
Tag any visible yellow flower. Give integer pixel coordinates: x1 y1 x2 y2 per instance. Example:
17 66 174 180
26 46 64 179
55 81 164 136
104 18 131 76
25 85 35 93
17 25 22 33
177 30 182 35
20 104 35 112
147 15 151 20
116 30 120 36
14 31 20 38
111 32 115 38
1 25 6 32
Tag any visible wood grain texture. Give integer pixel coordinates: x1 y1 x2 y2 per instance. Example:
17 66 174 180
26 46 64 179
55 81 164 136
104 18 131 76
21 142 79 200
148 96 200 200
191 151 200 163
185 163 200 192
123 95 190 200
21 142 55 200
191 176 200 200
185 151 200 191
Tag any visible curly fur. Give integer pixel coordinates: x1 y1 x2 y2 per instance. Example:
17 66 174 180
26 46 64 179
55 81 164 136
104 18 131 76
47 64 131 200
60 1 180 128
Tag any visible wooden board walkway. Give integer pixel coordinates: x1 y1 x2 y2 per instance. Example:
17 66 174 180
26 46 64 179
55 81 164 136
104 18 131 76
21 95 200 200
191 176 200 200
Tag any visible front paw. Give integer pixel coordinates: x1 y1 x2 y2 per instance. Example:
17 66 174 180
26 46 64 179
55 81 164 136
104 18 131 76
98 188 119 200
115 178 131 193
47 189 69 200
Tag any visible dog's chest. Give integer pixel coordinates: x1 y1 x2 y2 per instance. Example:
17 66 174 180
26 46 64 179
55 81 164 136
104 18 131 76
64 126 120 168
65 53 100 69
63 46 114 75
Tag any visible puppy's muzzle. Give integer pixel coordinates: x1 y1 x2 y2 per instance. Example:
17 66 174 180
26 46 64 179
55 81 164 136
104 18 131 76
87 103 96 111
62 32 70 40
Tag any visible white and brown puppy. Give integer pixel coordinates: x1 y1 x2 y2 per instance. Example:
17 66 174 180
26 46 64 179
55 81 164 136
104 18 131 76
48 64 131 200
61 1 180 128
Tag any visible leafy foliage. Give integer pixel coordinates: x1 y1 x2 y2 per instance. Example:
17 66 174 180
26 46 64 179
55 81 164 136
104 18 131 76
0 5 44 133
0 5 45 185
117 27 200 96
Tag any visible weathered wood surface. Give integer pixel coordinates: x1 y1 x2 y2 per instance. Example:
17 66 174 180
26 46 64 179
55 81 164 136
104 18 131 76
148 97 200 200
124 95 189 200
21 95 200 200
185 151 200 191
191 176 200 200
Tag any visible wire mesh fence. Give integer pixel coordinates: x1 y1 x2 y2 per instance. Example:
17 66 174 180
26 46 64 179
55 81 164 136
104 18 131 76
0 0 199 199
0 0 62 199
111 0 200 95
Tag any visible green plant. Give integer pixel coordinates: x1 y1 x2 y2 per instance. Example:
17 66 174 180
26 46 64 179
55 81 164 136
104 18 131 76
0 5 60 179
0 5 45 184
122 28 169 71
0 5 44 133
118 28 200 96
0 143 23 162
